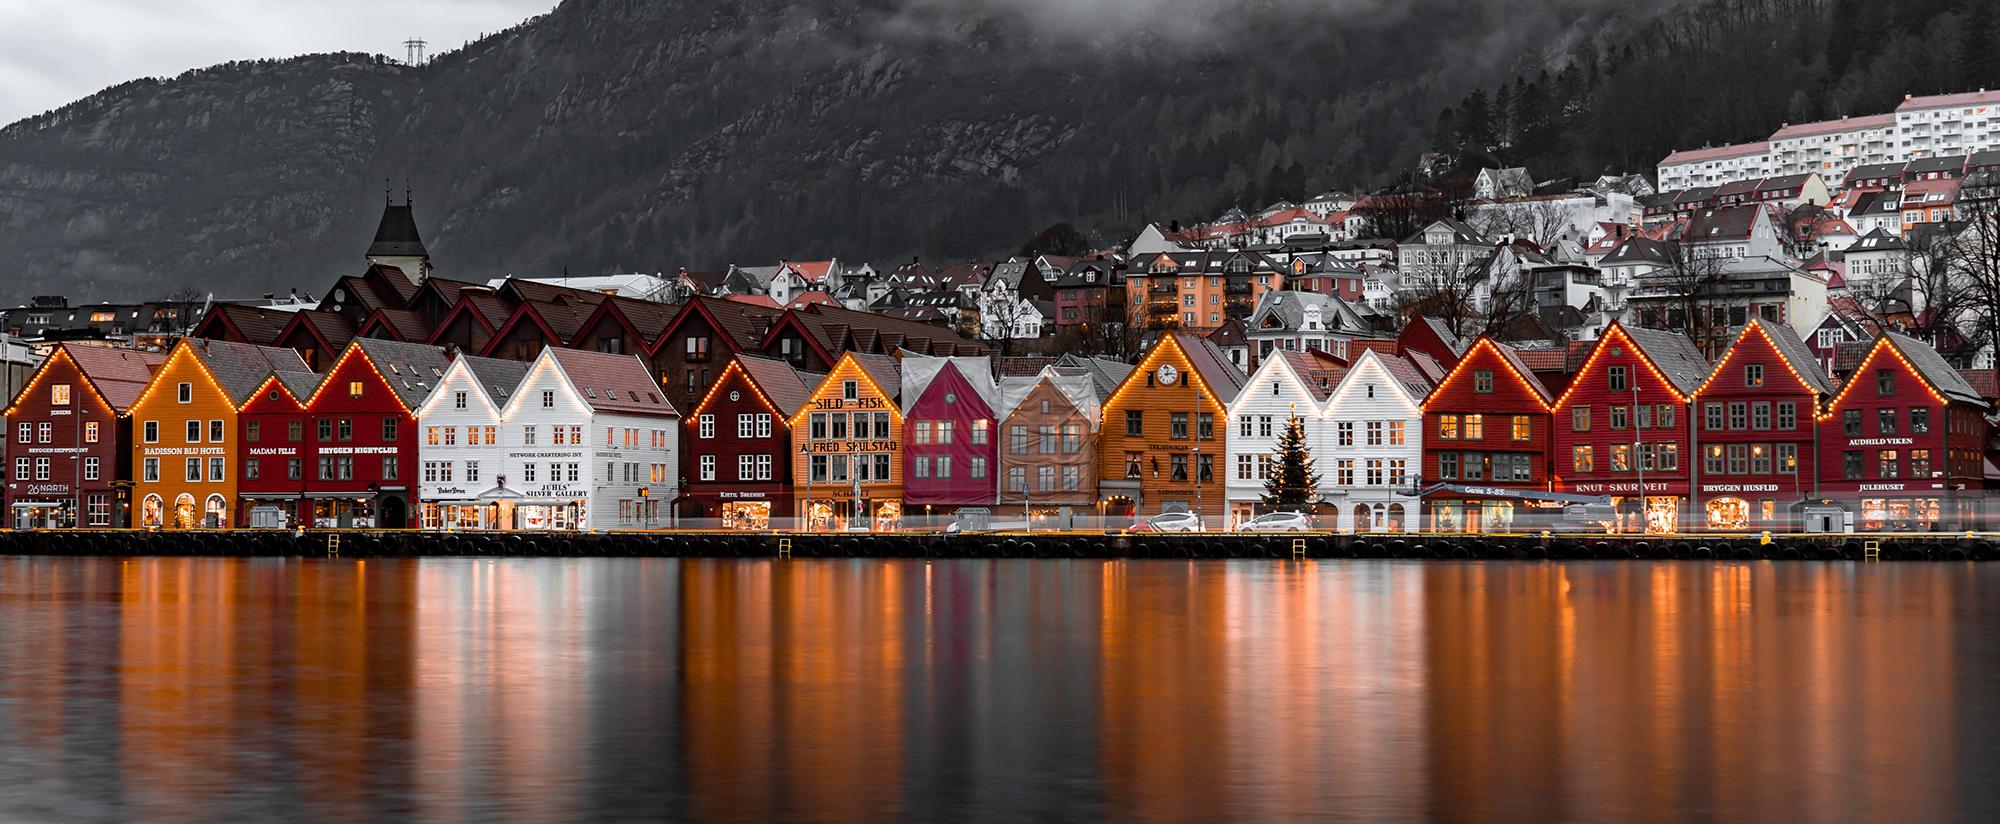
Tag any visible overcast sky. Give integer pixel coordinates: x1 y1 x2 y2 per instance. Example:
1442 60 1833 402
0 0 554 125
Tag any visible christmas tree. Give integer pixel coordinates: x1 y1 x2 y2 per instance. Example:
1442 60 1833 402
1262 414 1320 510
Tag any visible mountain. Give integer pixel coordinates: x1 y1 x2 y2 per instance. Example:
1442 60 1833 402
5 0 1686 304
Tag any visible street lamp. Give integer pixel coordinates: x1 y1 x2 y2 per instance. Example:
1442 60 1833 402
800 443 813 532
1632 382 1645 534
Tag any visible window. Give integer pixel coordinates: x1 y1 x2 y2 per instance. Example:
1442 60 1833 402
1389 459 1407 486
1125 452 1141 479
1007 467 1027 493
1911 449 1932 477
1240 416 1253 436
684 335 710 361
288 459 302 480
1704 403 1723 431
1877 409 1898 435
1876 369 1894 395
384 457 400 481
1727 402 1747 430
1198 413 1214 440
1611 406 1629 430
915 421 932 445
1237 454 1253 480
1170 454 1188 481
1750 444 1772 474
1473 370 1493 393
740 455 757 481
1573 407 1591 432
1389 421 1406 446
1437 453 1457 480
1366 460 1384 486
348 381 365 397
972 420 989 445
82 456 100 481
1198 454 1213 483
1512 416 1530 441
970 456 986 479
1437 415 1458 440
32 457 47 481
1338 459 1356 485
699 455 716 481
1463 415 1483 440
13 422 26 443
1062 465 1079 491
1879 450 1900 478
1038 426 1056 454
1125 410 1143 436
1751 402 1771 430
186 420 202 443
454 391 468 409
1010 425 1028 453
1339 421 1355 446
1170 413 1188 440
1039 465 1057 491
177 382 192 404
1744 364 1763 387
1608 366 1628 392
542 390 556 408
1776 443 1798 473
739 414 756 439
288 420 303 442
938 420 955 445
37 422 50 443
1777 402 1796 430
84 421 99 443
699 415 715 438
1063 425 1081 453
383 418 400 441
336 419 350 442
1365 421 1383 446
1843 410 1862 437
185 457 201 482
1911 408 1930 434
143 458 159 482
1611 444 1631 472
842 381 858 401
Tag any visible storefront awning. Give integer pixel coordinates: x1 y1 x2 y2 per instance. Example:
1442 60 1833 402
475 485 525 502
1420 484 1611 507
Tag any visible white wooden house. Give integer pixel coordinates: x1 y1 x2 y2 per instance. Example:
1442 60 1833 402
1318 349 1431 533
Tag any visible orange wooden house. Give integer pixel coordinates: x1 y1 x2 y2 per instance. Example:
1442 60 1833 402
1096 331 1246 523
787 352 904 531
127 339 310 528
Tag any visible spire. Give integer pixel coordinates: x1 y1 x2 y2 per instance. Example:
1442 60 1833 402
367 193 428 259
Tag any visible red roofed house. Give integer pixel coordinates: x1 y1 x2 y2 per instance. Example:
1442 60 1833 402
1551 322 1711 534
1817 333 1991 531
4 344 167 528
1690 318 1835 530
678 354 817 529
1420 337 1556 532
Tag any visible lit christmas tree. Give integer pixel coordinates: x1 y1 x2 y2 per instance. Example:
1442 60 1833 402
1262 414 1320 511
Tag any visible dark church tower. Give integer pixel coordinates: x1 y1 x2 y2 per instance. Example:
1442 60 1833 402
367 193 431 285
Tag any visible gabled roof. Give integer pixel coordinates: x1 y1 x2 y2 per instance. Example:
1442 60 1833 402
1276 349 1346 402
349 338 454 411
778 303 989 359
279 309 356 353
1617 324 1712 396
1684 204 1765 241
1449 337 1553 406
358 307 429 342
733 353 818 418
668 296 782 355
898 354 998 414
463 356 531 407
996 368 1102 426
54 343 167 411
1661 142 1767 165
546 349 679 416
1748 317 1835 395
1053 354 1133 399
1172 331 1247 404
572 296 681 350
1847 227 1907 253
179 338 313 406
272 370 324 401
1880 332 1984 406
843 352 903 403
198 303 295 346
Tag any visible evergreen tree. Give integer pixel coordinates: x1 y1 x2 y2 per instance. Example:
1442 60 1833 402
1261 415 1321 511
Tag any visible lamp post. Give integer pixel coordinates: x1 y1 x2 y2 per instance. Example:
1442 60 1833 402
800 444 813 532
1632 382 1646 534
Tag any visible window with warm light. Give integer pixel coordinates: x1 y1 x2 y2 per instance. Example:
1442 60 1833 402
349 381 365 397
51 384 69 406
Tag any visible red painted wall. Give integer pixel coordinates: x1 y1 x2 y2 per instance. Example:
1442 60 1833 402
902 362 998 509
1420 341 1550 489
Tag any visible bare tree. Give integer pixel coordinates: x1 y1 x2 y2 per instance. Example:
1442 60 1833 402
1951 201 2000 382
1395 254 1489 341
158 287 208 335
976 287 1033 357
1904 226 1969 346
1466 199 1573 249
1649 241 1731 356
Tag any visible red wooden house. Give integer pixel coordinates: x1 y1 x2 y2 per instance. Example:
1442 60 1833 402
1690 318 1835 530
1816 332 1991 531
3 344 165 528
1550 322 1711 534
237 339 449 528
653 296 785 417
1419 337 1555 533
677 354 817 528
900 355 1000 521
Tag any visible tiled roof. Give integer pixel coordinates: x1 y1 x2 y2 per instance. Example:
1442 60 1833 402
1173 331 1247 404
368 308 431 341
898 355 998 415
1620 324 1712 396
462 356 531 407
847 352 903 402
1883 332 1984 406
681 296 781 353
786 303 989 358
548 349 678 417
185 338 312 405
1748 317 1836 395
734 353 817 417
1054 354 1134 399
352 338 454 410
60 344 167 411
1898 90 2000 112
207 304 295 346
273 370 324 401
286 310 357 352
1488 339 1555 403
1279 349 1345 402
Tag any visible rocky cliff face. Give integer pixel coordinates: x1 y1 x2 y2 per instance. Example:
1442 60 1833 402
0 0 1665 303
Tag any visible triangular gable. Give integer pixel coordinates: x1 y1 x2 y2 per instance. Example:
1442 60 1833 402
1553 322 1707 408
413 357 507 421
1426 336 1553 410
238 371 309 417
1693 318 1836 398
1237 348 1332 414
479 302 567 357
786 352 905 428
571 298 648 351
1329 349 1424 413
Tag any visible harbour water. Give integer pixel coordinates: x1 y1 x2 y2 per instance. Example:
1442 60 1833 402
1 557 1996 822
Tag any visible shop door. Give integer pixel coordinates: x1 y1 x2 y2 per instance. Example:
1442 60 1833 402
379 496 408 529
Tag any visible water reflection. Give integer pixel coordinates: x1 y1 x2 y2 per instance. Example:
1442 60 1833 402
1 557 1997 822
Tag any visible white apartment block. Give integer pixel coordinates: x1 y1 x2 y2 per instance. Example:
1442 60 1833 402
1658 90 2000 192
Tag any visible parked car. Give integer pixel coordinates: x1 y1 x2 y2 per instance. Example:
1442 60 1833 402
1236 511 1313 533
1129 512 1205 533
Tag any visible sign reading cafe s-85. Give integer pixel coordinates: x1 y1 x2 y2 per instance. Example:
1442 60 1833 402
806 440 899 454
